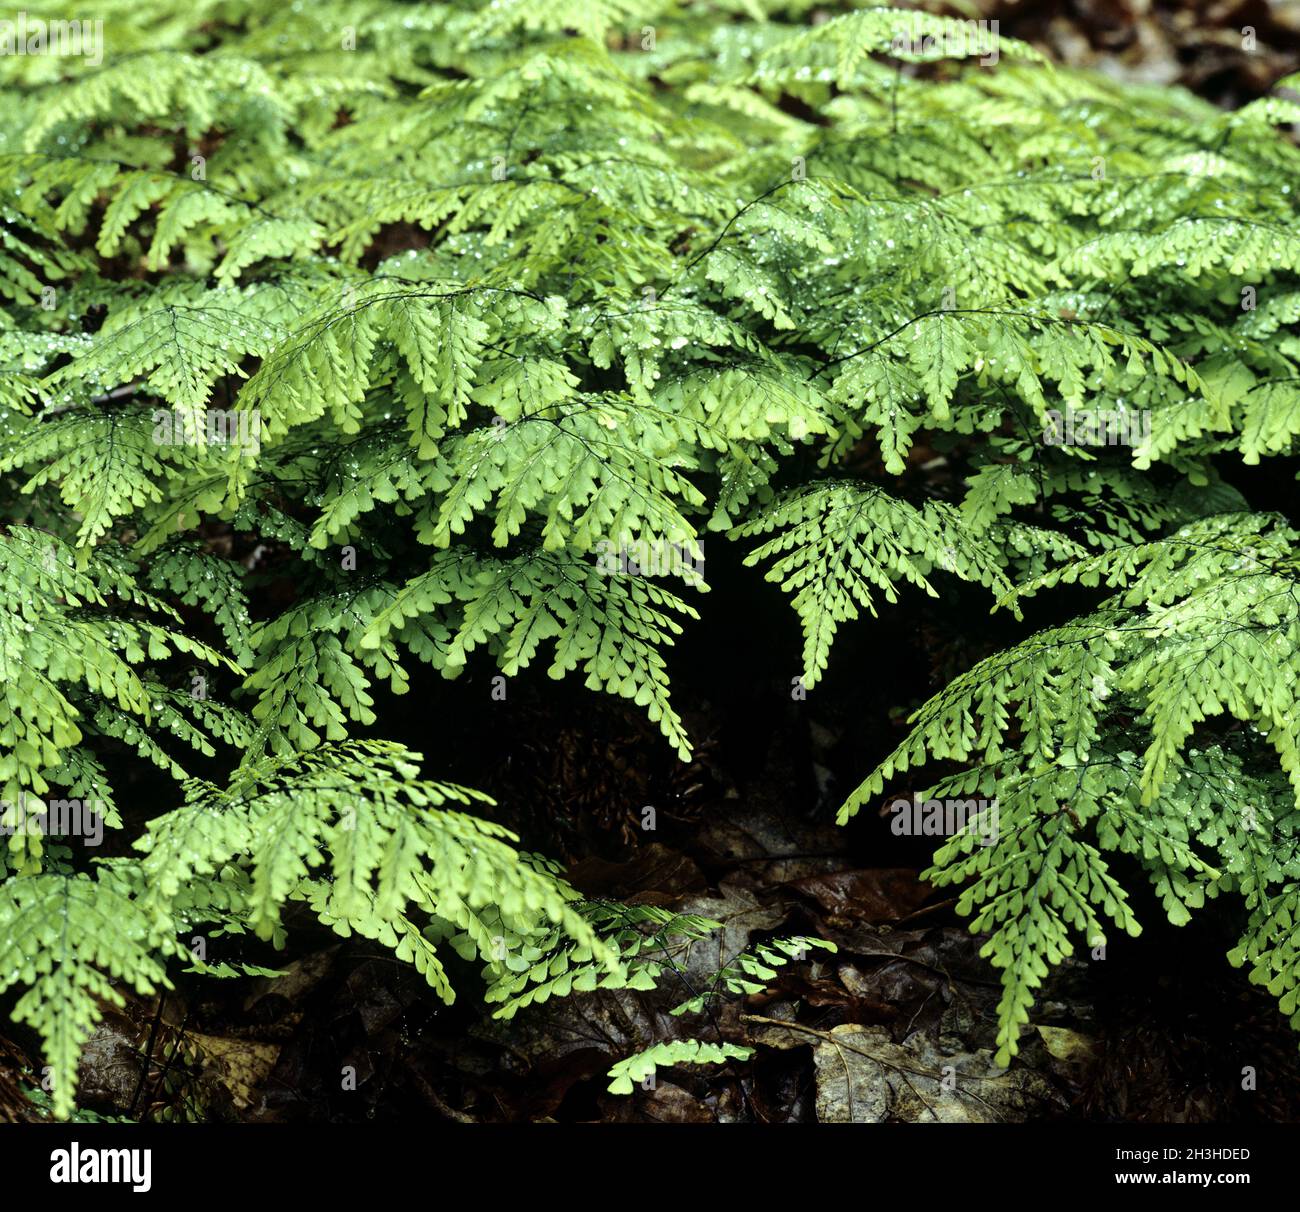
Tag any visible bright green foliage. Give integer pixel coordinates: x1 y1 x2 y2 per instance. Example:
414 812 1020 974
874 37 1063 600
0 871 178 1119
9 0 1255 759
359 549 700 759
1 739 615 1117
669 934 838 1015
607 1039 754 1095
3 0 1300 1116
599 928 835 1092
736 485 1011 686
135 741 607 958
0 525 239 875
842 513 1300 1062
482 900 721 1017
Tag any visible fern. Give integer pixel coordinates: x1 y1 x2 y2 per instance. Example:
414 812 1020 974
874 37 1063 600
0 525 238 870
0 740 616 1116
841 513 1300 1062
596 925 835 1091
482 900 720 1017
669 934 837 1016
4 0 1300 1118
0 871 177 1119
606 1039 754 1096
735 483 1012 687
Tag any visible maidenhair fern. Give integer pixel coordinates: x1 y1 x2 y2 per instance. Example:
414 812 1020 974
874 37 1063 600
607 1040 754 1095
3 0 1300 1118
840 513 1300 1062
668 934 838 1016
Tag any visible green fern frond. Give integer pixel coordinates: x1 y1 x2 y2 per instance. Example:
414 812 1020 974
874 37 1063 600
0 871 177 1119
606 1039 753 1095
735 483 1013 686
